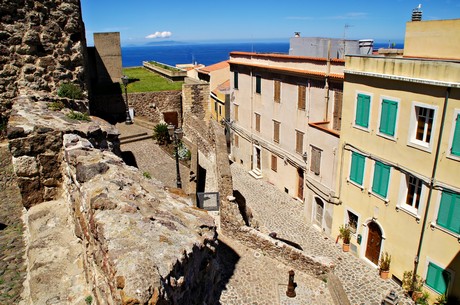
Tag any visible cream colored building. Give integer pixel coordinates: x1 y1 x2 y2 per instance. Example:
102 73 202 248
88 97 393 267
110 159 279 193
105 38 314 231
334 18 460 302
229 51 344 234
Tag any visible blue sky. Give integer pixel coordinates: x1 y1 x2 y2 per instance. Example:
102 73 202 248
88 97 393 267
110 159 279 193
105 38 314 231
80 0 460 46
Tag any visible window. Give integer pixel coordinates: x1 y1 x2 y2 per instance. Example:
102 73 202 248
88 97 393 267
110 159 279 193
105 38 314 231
349 152 365 186
298 84 306 110
310 146 321 175
355 93 371 128
372 161 391 198
437 191 460 234
255 75 261 94
426 262 451 294
274 80 280 103
233 71 238 89
379 99 398 137
413 106 435 145
295 130 303 154
255 113 260 132
450 112 460 157
234 134 239 147
405 175 422 211
271 154 277 172
234 104 239 122
346 210 359 234
273 121 280 143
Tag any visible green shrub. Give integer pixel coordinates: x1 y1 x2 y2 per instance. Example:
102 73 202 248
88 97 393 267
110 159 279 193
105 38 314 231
143 172 152 179
57 83 83 99
67 110 91 122
48 101 65 111
175 141 191 161
152 123 170 145
84 295 93 305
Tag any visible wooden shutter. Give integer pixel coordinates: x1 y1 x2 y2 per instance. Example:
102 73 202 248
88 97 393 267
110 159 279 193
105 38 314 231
298 85 306 110
356 94 370 128
310 147 321 175
271 154 277 172
333 91 343 131
437 192 460 234
234 104 239 122
273 121 280 143
451 114 460 156
255 113 260 132
372 161 390 198
350 152 365 185
274 80 280 103
296 130 303 154
379 99 398 136
426 263 450 294
234 134 239 147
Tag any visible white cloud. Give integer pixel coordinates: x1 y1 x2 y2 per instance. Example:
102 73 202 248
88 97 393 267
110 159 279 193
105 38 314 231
145 31 172 39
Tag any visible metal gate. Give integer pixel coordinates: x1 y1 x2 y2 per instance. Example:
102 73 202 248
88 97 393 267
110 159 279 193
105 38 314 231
197 192 220 211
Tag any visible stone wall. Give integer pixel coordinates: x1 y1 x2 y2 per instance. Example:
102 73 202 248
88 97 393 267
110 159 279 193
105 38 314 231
182 78 210 122
93 32 122 83
0 0 88 122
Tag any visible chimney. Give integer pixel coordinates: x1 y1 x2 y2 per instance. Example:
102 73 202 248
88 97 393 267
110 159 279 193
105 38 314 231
294 32 300 37
412 4 422 21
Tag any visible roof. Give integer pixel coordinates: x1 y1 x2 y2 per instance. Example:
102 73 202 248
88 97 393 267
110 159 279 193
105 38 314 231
230 51 345 64
198 60 229 74
212 79 231 95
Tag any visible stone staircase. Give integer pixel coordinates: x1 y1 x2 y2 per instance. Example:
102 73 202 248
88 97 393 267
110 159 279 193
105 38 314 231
248 168 263 179
118 116 156 145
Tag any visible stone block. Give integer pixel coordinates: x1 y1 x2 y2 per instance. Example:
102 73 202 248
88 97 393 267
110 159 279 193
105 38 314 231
17 177 43 208
12 155 39 177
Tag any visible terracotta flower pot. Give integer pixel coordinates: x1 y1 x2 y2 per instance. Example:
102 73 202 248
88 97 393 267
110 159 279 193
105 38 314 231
342 243 350 252
380 270 390 280
412 291 423 301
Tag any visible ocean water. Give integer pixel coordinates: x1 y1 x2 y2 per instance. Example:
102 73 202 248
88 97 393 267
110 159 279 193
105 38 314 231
121 41 403 68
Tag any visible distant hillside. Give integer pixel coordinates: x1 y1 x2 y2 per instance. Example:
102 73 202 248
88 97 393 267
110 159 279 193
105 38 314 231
144 40 187 46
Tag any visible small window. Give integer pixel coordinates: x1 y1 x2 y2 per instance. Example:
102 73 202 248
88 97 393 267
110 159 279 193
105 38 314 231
234 104 239 122
404 175 422 212
233 71 238 89
234 134 239 147
271 154 277 172
273 121 280 143
450 112 460 157
255 75 261 94
379 99 398 137
437 191 460 234
255 113 261 132
295 130 304 154
274 80 281 103
349 152 365 186
346 210 359 234
355 93 371 128
298 84 306 110
310 146 321 175
372 161 391 198
426 262 451 294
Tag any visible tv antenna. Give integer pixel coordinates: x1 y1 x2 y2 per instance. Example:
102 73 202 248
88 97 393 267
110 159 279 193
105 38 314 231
342 24 353 57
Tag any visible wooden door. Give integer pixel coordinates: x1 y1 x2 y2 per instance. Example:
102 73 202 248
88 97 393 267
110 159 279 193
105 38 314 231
365 222 382 265
314 198 324 226
297 168 304 200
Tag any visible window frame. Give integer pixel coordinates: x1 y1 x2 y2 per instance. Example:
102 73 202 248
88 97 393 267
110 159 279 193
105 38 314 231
345 209 360 235
297 84 306 111
436 190 460 235
273 120 280 144
424 260 454 295
348 151 366 188
377 96 400 140
407 102 438 152
370 160 391 200
447 109 460 161
255 113 261 132
397 174 425 219
274 79 281 103
310 146 322 176
233 70 239 89
295 130 304 154
271 154 277 172
353 92 372 131
255 75 261 94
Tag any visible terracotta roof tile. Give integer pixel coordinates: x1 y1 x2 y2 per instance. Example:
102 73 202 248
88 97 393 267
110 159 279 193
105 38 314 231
198 60 229 74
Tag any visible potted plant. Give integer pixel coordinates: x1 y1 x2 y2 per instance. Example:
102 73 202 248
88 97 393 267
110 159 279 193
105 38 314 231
379 252 391 279
434 293 447 305
339 225 352 252
415 290 430 305
402 270 423 299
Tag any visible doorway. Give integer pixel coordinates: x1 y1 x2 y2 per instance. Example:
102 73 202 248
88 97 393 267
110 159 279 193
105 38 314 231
253 146 261 170
297 168 304 200
314 197 324 227
365 221 382 265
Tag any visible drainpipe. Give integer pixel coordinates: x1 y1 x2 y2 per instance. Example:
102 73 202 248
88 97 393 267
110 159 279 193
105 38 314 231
412 87 450 288
324 40 331 121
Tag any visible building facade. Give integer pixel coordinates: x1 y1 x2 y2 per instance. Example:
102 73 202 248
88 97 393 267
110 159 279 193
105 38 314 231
229 51 344 234
333 18 460 302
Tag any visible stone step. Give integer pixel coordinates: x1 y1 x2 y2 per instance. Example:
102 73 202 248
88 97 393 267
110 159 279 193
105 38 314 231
119 132 148 141
248 168 263 179
120 134 153 145
134 116 156 130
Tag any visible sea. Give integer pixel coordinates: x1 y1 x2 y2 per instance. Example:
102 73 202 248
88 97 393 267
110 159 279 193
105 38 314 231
121 41 403 68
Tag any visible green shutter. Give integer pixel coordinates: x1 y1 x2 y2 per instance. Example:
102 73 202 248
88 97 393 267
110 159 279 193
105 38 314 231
438 191 460 234
426 263 450 294
379 99 398 136
234 71 238 89
350 152 365 185
256 75 261 93
356 94 370 128
372 161 390 198
451 114 460 156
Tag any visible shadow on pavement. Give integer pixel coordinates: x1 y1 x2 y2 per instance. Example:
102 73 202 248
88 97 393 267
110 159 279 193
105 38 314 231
215 238 240 304
121 151 138 168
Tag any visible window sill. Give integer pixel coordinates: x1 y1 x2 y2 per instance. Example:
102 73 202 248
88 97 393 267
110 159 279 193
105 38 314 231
407 140 433 153
430 222 460 240
368 190 389 204
353 125 370 133
376 132 397 142
395 205 421 222
346 178 364 191
446 153 460 162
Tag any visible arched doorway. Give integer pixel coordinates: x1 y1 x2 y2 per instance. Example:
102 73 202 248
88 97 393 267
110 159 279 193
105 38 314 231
314 197 324 227
365 221 382 265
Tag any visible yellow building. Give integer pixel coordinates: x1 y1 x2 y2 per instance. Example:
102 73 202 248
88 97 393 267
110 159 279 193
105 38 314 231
334 18 460 302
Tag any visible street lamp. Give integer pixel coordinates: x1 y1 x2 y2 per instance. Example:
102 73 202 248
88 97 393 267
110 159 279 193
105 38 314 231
121 75 132 124
167 124 183 188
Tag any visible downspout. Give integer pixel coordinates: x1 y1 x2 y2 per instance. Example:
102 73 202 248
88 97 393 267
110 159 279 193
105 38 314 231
412 87 450 288
324 39 331 121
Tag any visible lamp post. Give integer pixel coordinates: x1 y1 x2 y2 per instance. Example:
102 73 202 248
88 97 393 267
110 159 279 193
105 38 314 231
167 124 183 188
121 75 132 124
